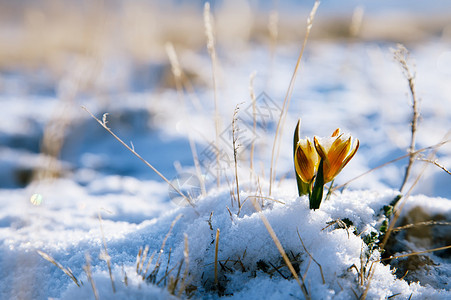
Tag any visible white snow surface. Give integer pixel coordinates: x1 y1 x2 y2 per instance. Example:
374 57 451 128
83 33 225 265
1 40 451 299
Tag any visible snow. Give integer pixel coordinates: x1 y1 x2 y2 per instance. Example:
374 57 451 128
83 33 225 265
1 4 451 299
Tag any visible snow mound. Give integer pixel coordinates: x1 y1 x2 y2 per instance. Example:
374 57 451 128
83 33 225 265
11 179 446 299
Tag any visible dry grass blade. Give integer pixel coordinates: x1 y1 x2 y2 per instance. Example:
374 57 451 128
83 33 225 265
393 220 451 232
98 213 115 293
204 2 221 188
156 214 182 270
417 158 451 175
214 228 220 287
393 44 420 193
232 104 242 212
267 8 279 88
139 245 150 275
82 106 196 209
296 229 325 284
332 139 451 192
165 42 206 196
362 134 449 299
156 256 178 286
178 234 190 296
239 195 285 210
163 248 173 286
250 199 310 299
84 253 99 300
136 246 143 274
376 245 451 263
269 0 320 195
37 250 81 287
148 214 183 284
249 71 257 180
144 252 156 279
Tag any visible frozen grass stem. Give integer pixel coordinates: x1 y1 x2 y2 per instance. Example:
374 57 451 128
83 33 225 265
204 2 221 188
84 253 99 300
98 213 115 293
251 199 310 299
394 44 420 193
214 228 220 288
232 104 242 212
82 107 196 208
37 250 81 287
269 0 320 195
166 42 206 196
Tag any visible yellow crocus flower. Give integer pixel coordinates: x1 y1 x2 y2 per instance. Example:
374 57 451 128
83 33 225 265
314 129 359 183
294 138 320 184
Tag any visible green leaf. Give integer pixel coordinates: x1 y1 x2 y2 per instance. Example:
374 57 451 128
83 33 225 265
293 119 309 196
309 158 324 210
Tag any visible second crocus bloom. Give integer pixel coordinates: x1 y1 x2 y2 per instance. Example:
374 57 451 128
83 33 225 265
314 129 359 183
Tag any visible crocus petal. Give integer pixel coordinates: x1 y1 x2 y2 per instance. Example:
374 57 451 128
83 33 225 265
331 128 340 137
295 139 319 183
313 136 330 168
314 131 359 183
325 136 351 182
340 139 359 170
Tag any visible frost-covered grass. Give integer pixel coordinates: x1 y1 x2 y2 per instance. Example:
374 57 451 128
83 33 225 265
1 2 451 300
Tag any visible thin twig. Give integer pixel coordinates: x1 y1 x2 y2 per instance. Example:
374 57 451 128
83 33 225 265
376 245 451 263
37 250 81 287
136 246 143 274
148 215 183 282
165 42 206 196
296 229 325 284
240 195 285 210
269 0 320 195
178 234 190 296
362 134 447 299
394 44 420 193
214 228 220 287
249 71 257 182
163 248 172 286
204 2 221 188
232 104 242 212
139 245 150 275
392 220 451 232
417 158 451 175
267 5 279 88
332 139 451 192
251 199 310 299
82 107 196 208
98 213 115 293
84 253 99 300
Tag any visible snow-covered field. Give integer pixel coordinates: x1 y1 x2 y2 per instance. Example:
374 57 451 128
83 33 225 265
1 1 451 299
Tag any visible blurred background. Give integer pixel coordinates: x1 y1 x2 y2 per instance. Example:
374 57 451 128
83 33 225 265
2 0 451 72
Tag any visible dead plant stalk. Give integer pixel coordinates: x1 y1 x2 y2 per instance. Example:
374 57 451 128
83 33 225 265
82 107 196 208
362 138 446 299
204 2 221 188
332 139 451 192
251 199 310 299
269 0 320 195
232 104 242 211
249 71 257 181
165 42 206 196
394 44 420 193
214 228 220 287
84 253 99 300
98 213 115 293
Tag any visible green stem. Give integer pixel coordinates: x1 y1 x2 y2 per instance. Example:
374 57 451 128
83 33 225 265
310 159 324 210
293 120 309 196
